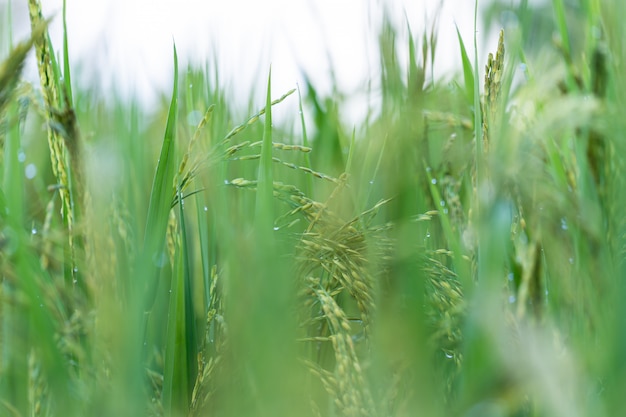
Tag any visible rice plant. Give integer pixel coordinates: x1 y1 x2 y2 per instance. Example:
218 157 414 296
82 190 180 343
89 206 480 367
1 0 626 416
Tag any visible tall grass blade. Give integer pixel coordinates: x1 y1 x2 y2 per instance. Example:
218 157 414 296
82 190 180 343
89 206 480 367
62 0 73 107
296 83 313 196
455 24 475 107
472 0 483 178
163 188 197 416
195 188 213 316
255 68 274 233
552 0 579 91
143 43 179 307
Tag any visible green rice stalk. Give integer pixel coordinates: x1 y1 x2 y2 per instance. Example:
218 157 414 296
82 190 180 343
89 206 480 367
190 265 226 415
312 286 374 417
228 156 337 184
221 88 295 143
482 29 505 154
27 349 50 417
176 104 215 193
28 0 81 284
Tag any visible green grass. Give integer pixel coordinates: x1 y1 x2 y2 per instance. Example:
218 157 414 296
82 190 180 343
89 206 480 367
1 0 626 416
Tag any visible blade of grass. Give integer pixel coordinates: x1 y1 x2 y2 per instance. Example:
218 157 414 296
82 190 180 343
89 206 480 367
255 67 274 233
473 0 483 181
456 24 475 107
1 89 26 414
142 43 179 308
344 126 356 175
552 0 579 91
163 188 197 415
180 196 198 404
3 102 23 224
296 83 313 196
362 133 387 212
195 185 213 316
162 224 187 415
62 0 73 107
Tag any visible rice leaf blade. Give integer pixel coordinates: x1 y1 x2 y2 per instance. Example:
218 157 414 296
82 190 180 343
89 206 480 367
456 24 475 107
255 67 274 233
143 43 179 306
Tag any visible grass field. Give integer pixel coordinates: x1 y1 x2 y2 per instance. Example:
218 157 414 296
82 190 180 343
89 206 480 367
1 0 626 416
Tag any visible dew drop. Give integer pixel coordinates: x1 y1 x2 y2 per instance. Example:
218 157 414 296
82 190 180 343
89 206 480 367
203 206 208 212
508 295 516 303
153 252 168 268
560 218 568 230
431 178 437 185
18 151 26 162
591 25 601 39
25 163 37 179
31 227 37 235
186 110 202 126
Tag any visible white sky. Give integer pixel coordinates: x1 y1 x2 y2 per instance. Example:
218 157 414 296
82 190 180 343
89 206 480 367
4 0 500 122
